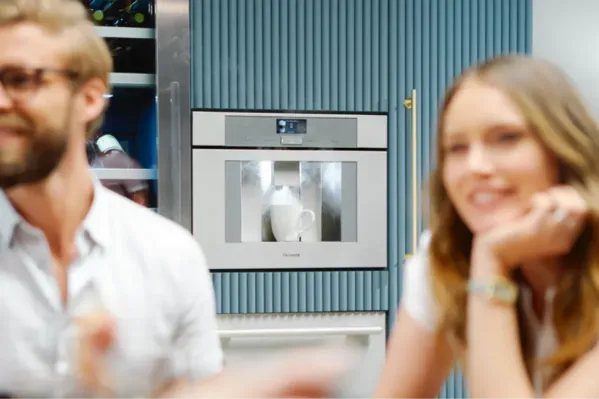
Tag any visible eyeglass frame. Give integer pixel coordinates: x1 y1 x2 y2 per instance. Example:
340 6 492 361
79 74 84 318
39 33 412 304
0 66 81 103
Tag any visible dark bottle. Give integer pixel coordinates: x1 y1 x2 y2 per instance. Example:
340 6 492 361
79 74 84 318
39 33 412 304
147 0 155 27
89 0 131 26
88 0 110 25
113 0 155 28
106 38 156 73
108 39 135 72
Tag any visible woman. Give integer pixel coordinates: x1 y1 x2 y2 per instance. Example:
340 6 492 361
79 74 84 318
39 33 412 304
375 55 599 397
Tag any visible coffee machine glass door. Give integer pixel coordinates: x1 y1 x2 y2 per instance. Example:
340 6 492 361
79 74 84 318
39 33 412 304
192 149 386 270
234 160 353 243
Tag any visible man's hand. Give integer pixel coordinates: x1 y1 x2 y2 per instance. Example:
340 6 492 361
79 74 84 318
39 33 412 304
74 309 116 396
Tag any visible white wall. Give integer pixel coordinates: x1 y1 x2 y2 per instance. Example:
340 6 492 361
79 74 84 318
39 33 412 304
533 0 599 117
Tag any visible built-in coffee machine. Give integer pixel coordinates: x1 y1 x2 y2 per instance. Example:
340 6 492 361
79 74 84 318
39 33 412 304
191 110 387 270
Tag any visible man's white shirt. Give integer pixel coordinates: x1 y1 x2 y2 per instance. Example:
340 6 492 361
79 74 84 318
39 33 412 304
0 180 223 397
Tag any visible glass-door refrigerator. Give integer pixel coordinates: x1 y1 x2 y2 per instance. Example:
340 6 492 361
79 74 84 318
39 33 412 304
86 0 160 213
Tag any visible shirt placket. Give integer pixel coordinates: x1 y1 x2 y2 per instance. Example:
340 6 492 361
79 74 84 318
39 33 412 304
16 224 98 398
53 315 76 398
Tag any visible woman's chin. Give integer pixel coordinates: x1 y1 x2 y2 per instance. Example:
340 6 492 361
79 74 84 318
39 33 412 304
466 211 524 235
469 223 496 235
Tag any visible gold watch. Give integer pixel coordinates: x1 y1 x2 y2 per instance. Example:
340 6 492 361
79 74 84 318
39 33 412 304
467 276 518 305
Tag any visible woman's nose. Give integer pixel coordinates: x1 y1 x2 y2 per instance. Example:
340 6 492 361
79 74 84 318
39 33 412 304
467 143 495 175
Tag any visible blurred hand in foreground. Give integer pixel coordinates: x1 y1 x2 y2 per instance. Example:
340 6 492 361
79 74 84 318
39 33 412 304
162 346 354 398
75 310 353 398
74 309 116 396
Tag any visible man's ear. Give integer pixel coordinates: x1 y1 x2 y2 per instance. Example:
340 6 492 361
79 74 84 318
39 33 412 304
77 77 108 128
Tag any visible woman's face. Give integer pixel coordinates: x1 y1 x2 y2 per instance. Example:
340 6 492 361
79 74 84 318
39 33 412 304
441 79 559 234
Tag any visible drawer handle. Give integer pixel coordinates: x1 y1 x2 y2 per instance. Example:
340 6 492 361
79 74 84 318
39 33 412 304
218 326 383 338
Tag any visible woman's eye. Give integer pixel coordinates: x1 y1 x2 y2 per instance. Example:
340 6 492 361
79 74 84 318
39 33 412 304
445 143 468 153
496 131 522 143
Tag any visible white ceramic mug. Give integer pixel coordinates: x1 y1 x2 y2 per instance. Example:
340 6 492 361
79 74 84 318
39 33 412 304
270 204 316 242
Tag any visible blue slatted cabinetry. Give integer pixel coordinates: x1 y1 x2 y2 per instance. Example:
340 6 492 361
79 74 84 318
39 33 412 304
191 1 531 397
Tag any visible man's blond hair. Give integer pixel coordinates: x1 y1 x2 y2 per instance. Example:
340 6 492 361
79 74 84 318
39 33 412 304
0 0 113 137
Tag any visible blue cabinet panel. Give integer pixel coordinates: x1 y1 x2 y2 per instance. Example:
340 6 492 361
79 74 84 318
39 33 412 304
191 0 530 315
389 0 532 316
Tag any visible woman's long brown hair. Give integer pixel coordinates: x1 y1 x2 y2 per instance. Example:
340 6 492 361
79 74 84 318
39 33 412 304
428 55 599 380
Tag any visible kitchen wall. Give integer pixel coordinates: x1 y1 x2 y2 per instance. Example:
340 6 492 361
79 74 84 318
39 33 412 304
533 0 599 117
191 1 531 397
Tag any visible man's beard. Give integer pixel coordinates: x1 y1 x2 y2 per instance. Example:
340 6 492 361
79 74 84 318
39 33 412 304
0 131 68 189
0 109 71 190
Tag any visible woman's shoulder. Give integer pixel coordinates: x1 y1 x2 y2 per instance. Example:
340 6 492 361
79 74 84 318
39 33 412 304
401 230 439 331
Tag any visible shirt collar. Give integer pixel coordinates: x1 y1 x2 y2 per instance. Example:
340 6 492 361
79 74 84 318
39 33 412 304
0 176 110 250
83 177 111 248
0 190 20 249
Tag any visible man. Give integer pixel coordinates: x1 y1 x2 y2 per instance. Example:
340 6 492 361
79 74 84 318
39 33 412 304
0 0 350 397
0 0 223 396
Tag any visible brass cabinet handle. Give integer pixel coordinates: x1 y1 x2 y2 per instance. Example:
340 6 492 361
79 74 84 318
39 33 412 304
404 89 417 260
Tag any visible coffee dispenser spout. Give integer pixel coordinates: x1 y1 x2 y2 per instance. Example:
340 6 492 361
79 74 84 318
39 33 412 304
273 161 301 188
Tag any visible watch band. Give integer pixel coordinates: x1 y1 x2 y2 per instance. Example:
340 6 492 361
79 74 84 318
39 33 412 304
467 276 518 305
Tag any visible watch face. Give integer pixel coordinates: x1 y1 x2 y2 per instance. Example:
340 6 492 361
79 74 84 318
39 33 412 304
495 284 517 303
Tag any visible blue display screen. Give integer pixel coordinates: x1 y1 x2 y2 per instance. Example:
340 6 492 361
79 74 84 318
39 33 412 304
276 119 307 134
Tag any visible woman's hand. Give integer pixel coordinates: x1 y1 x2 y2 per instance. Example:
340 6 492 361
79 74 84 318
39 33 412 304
471 185 588 275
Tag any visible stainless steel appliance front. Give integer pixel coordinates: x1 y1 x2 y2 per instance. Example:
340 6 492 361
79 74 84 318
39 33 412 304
192 111 387 270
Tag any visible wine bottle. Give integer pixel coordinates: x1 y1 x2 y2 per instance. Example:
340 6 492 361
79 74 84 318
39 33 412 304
108 39 135 72
112 2 143 27
90 0 131 27
147 0 155 28
88 0 106 23
113 0 154 28
89 0 110 25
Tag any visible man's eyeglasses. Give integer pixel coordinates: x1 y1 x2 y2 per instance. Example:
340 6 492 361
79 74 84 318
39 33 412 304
0 67 79 103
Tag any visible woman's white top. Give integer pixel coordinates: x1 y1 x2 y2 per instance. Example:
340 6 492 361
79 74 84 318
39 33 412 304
401 231 559 395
